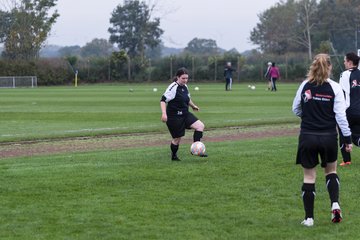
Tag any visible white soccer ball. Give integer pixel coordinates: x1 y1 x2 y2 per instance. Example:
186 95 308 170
251 85 256 90
190 141 206 156
194 86 199 91
153 88 158 92
248 85 251 88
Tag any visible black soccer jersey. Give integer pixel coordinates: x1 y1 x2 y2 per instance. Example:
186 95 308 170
292 79 351 139
161 82 191 117
339 67 360 117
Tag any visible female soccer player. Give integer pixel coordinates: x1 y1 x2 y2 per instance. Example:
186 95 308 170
338 52 360 166
292 54 352 227
160 67 207 161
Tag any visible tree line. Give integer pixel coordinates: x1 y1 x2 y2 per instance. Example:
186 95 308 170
0 0 358 85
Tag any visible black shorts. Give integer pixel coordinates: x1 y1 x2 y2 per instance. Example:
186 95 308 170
296 133 338 169
166 112 198 138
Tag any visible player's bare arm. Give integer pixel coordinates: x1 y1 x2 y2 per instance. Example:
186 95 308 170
189 100 199 111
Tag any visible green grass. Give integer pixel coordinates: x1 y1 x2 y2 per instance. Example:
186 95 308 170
0 83 299 142
1 137 359 239
2 82 358 239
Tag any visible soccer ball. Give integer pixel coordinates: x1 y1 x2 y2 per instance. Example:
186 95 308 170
251 85 256 90
194 86 199 91
190 141 206 156
153 88 158 92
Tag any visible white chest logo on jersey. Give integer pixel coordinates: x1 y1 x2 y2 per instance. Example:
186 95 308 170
303 90 312 102
352 80 359 88
177 111 183 115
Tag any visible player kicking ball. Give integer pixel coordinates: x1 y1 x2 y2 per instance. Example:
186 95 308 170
160 67 207 161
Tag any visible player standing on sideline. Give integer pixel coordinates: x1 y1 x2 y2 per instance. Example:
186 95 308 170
338 52 360 166
224 62 236 91
292 54 352 227
160 67 207 161
269 62 280 91
264 62 272 90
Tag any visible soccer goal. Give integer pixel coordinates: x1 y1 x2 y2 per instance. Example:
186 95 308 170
0 76 38 88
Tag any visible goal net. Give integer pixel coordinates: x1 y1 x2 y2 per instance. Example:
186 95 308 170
0 76 38 88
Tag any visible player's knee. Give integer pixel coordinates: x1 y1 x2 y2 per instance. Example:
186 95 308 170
197 121 205 131
172 138 181 145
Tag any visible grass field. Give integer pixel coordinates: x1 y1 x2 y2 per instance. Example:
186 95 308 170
1 83 360 239
0 82 297 142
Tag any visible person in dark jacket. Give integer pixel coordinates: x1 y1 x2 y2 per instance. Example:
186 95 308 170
292 53 352 227
224 62 236 91
338 52 360 166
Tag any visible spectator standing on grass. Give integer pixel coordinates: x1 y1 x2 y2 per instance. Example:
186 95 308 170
292 53 352 227
269 62 280 91
224 62 236 91
160 67 208 161
264 61 272 90
338 52 360 166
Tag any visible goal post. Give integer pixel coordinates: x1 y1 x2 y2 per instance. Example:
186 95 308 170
0 76 38 88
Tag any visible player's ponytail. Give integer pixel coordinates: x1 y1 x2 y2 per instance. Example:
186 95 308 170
307 54 332 85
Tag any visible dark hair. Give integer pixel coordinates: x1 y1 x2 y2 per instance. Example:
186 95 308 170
173 67 189 81
345 52 360 67
272 62 276 67
176 67 188 77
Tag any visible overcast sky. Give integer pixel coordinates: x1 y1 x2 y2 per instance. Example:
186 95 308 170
48 0 280 52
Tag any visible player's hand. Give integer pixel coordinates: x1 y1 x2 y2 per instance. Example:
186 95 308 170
161 113 167 122
192 105 199 111
345 143 353 152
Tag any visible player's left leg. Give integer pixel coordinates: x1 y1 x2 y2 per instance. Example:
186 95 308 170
189 119 207 157
325 162 342 223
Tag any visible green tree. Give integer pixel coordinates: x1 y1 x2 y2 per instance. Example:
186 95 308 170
108 0 163 62
58 45 81 57
0 0 59 60
317 0 360 53
250 1 299 54
80 38 114 58
184 38 219 55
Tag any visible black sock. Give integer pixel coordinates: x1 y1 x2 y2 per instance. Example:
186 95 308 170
302 183 315 219
326 173 340 204
170 143 179 157
193 131 203 142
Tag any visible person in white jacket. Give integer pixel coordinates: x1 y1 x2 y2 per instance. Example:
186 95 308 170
338 52 360 166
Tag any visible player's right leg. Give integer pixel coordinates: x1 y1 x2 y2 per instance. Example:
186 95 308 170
325 162 342 223
171 138 181 161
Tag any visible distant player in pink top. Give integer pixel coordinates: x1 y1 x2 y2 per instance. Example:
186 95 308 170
269 62 280 91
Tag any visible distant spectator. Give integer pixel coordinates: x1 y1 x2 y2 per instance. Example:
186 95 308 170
264 62 272 90
269 62 280 91
224 62 236 91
